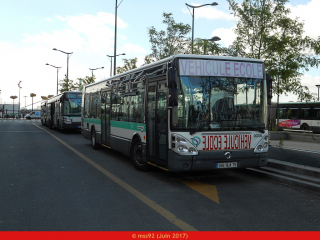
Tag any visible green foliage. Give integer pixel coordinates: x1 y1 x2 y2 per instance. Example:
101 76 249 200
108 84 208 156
145 12 191 63
76 76 96 91
117 58 138 74
227 0 320 103
192 38 223 55
279 135 284 147
59 77 78 93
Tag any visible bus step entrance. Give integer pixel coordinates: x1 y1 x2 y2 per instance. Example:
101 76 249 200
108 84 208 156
102 144 111 149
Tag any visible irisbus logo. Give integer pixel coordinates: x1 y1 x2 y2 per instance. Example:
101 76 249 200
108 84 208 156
191 137 201 147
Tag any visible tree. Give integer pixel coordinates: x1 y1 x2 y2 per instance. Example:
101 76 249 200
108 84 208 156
145 12 191 63
117 58 138 74
59 77 78 93
227 0 320 129
76 76 96 91
193 38 223 55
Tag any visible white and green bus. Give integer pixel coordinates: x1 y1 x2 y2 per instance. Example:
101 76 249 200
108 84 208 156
46 91 82 131
81 54 272 172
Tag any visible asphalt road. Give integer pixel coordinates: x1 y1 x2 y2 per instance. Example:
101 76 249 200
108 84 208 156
1 119 320 231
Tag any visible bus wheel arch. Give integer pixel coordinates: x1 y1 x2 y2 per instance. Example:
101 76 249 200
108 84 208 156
300 123 309 131
130 136 150 171
91 126 99 149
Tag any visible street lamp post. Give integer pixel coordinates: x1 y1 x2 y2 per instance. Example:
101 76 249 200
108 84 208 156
53 48 73 82
30 93 36 111
201 36 221 54
46 63 61 95
107 53 125 77
316 85 320 101
18 81 22 116
10 96 17 118
24 96 27 109
46 63 62 95
185 2 218 54
114 0 124 76
89 67 104 78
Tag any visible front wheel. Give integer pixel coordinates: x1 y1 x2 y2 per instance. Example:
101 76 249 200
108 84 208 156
131 139 150 171
91 128 99 150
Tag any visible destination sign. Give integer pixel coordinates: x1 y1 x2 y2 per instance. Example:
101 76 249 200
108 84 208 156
179 59 263 79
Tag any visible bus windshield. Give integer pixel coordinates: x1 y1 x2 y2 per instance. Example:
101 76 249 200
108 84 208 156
64 93 82 115
171 76 266 132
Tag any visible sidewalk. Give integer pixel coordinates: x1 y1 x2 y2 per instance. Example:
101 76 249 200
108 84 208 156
269 139 320 153
268 139 320 169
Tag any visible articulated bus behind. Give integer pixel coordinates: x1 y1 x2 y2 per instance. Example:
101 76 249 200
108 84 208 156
269 101 320 133
45 91 82 131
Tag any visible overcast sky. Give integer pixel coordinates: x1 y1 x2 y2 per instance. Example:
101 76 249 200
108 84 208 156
0 0 319 108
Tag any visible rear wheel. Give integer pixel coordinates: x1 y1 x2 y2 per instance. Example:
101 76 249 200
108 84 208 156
300 124 309 131
91 128 99 149
131 138 150 171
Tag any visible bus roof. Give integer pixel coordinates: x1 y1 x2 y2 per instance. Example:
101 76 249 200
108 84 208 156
84 54 264 91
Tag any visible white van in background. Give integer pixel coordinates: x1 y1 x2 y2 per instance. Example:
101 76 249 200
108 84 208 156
25 110 41 119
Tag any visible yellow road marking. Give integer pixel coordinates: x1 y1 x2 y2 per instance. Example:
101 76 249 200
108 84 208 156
180 179 219 204
33 124 197 231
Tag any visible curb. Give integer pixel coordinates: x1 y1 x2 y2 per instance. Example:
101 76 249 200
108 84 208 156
267 158 320 178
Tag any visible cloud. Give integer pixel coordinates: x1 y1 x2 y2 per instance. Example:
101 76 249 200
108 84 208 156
277 74 320 102
0 12 141 106
211 27 236 47
287 0 320 39
121 43 148 55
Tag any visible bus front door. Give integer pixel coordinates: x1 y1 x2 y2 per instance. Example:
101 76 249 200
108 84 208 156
147 80 167 167
101 91 111 145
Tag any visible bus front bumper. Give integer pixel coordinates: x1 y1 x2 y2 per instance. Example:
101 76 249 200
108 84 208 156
168 149 268 172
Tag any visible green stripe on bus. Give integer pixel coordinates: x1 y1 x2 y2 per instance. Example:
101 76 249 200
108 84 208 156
83 118 101 124
111 121 146 131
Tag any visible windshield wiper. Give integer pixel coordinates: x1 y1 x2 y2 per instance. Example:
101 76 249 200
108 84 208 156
247 127 265 133
190 120 219 135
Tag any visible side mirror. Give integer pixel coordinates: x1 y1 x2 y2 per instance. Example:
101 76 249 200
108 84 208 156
60 95 64 102
168 88 178 107
266 73 273 105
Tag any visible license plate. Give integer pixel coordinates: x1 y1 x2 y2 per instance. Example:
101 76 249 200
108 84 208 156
216 162 237 169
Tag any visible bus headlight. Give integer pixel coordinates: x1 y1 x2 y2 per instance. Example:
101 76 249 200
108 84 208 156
176 137 187 144
254 132 269 153
178 145 188 153
63 117 72 124
171 133 199 156
188 147 197 155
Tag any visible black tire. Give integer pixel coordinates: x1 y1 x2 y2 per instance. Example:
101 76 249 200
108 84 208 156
57 121 63 132
301 124 309 131
91 128 99 150
131 138 150 171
